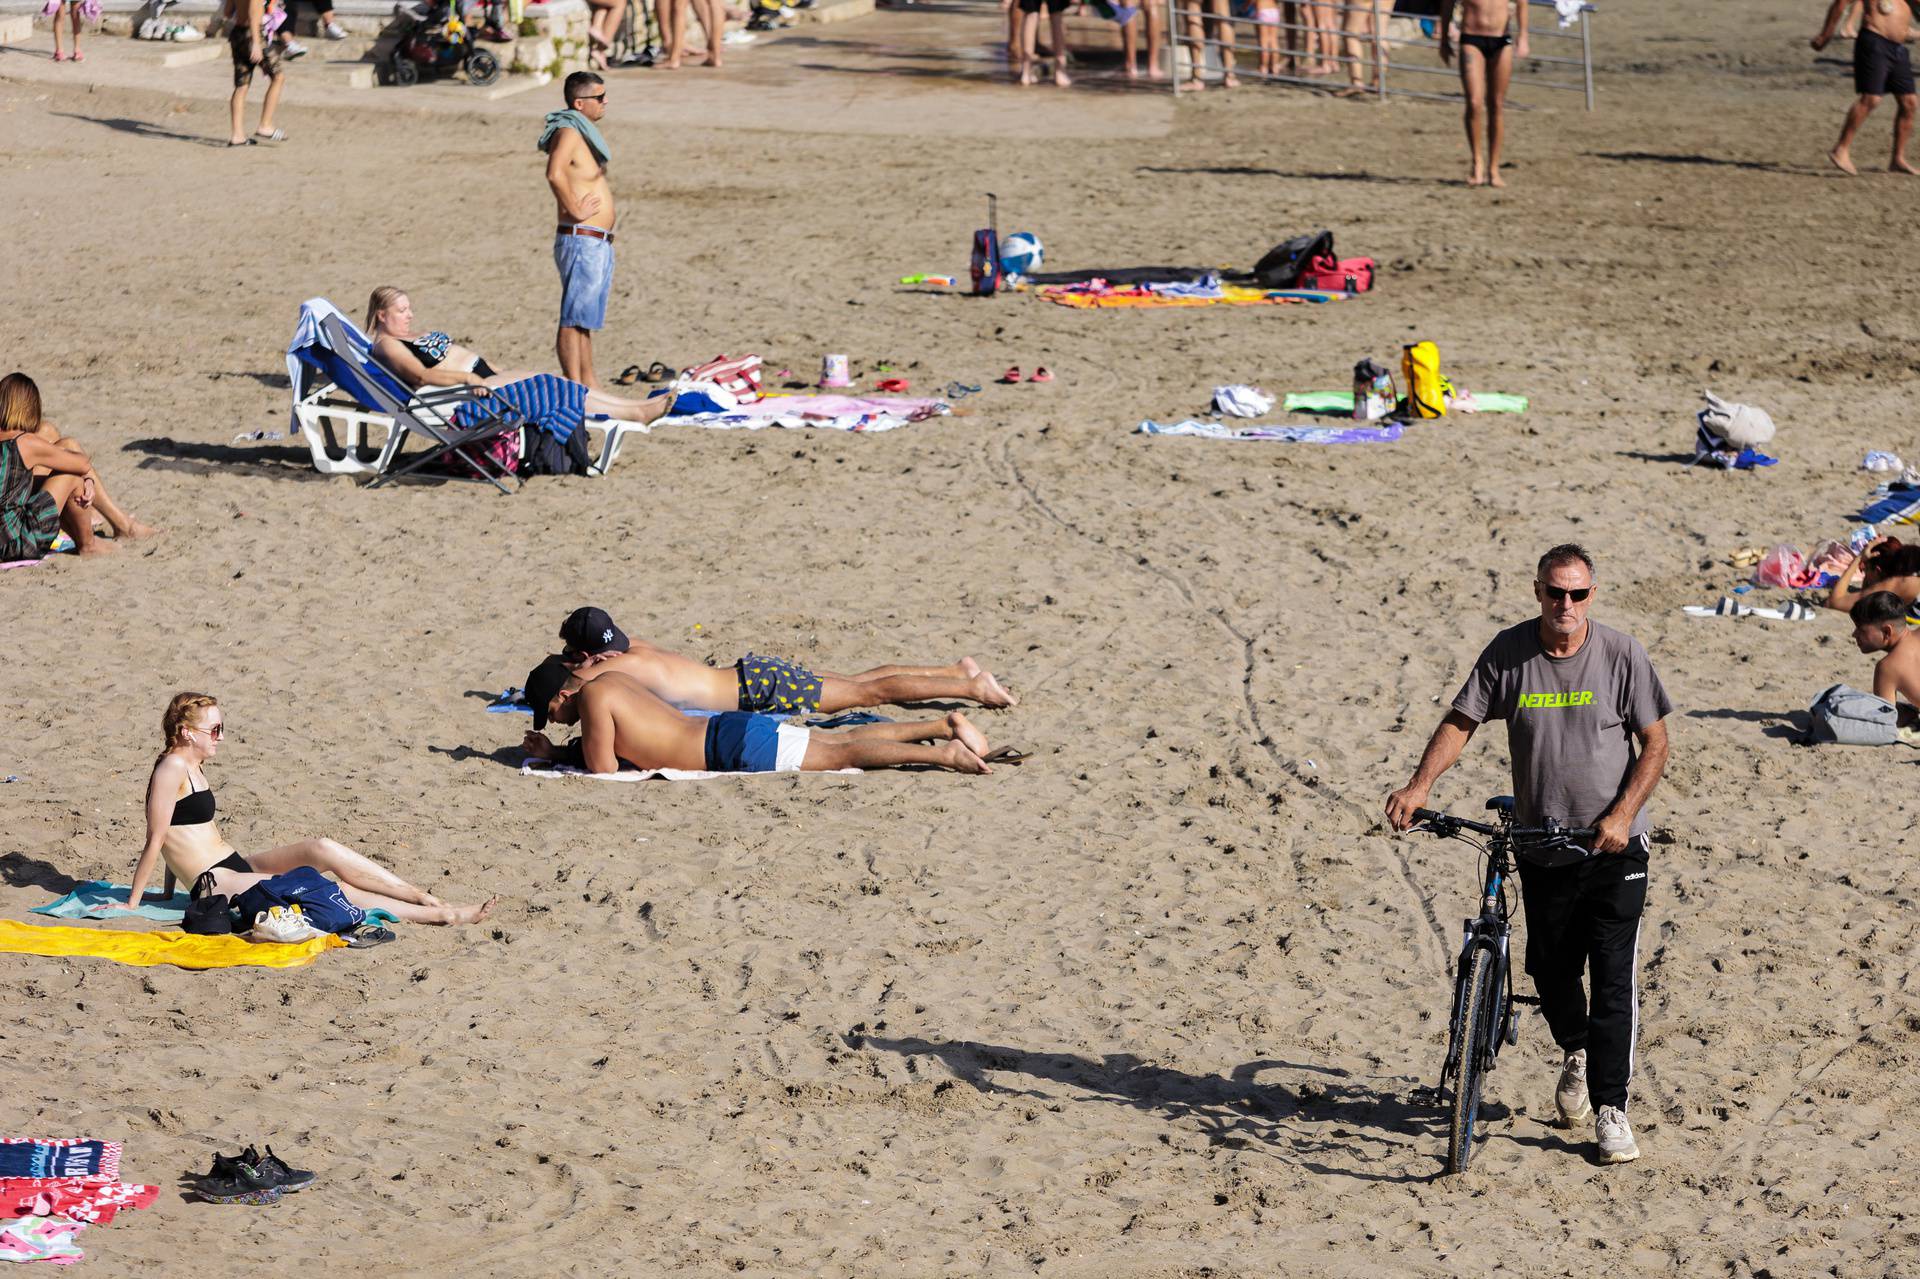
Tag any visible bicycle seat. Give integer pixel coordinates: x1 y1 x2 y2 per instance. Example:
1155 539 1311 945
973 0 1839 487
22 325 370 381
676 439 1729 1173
1485 796 1515 815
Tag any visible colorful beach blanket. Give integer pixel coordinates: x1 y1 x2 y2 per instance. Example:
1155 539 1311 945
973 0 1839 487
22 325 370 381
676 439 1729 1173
656 395 950 434
0 1144 117 1183
32 882 193 923
1136 419 1405 444
1281 390 1530 415
0 1178 158 1227
0 921 344 970
1041 283 1339 309
1858 488 1920 527
0 1215 85 1265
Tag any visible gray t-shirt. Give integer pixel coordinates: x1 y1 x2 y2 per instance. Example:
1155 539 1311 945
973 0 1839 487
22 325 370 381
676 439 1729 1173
1452 619 1673 837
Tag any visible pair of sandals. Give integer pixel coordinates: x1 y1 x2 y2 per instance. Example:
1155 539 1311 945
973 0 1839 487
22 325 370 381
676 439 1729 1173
52 49 85 61
228 128 288 148
616 361 677 387
1727 545 1765 568
999 366 1053 384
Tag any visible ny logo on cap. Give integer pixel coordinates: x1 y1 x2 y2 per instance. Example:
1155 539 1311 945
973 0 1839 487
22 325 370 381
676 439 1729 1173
602 628 614 643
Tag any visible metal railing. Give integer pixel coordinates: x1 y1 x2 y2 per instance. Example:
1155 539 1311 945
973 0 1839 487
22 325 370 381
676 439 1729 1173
1165 0 1595 110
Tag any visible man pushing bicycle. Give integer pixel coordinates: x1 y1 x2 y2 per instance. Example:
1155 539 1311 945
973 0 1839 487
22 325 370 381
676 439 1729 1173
1386 544 1672 1165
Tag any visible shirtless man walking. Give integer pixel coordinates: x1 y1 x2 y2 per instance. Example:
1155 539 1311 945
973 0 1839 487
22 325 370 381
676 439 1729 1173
519 660 1001 775
554 607 1018 716
1813 0 1917 176
541 72 616 389
1438 0 1528 187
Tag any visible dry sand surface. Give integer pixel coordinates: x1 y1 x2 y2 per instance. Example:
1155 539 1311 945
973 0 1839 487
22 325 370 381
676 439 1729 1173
4 0 1920 1273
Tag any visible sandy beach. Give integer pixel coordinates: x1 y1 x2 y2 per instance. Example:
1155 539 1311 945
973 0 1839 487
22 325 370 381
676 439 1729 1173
4 0 1920 1272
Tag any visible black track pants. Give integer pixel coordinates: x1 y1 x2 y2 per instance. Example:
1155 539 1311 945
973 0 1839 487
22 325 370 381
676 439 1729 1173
1515 835 1649 1111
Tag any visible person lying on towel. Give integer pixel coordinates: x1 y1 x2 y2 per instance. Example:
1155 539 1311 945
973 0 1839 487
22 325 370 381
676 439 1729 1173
519 659 1003 775
364 285 672 434
554 606 1018 715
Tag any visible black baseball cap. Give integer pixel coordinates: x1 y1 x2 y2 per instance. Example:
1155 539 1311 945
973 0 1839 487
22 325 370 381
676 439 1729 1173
559 606 629 659
524 656 575 731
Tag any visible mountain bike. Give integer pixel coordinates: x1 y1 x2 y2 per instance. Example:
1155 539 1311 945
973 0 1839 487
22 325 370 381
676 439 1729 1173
1406 797 1594 1174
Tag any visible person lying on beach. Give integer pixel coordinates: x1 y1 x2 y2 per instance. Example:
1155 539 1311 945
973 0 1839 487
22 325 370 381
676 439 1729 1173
124 693 498 924
363 286 672 428
1851 591 1920 727
519 660 1001 775
1 372 159 554
554 606 1018 715
1824 535 1920 614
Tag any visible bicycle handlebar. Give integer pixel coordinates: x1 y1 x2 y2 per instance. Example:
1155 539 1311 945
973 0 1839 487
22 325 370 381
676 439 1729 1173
1409 807 1597 845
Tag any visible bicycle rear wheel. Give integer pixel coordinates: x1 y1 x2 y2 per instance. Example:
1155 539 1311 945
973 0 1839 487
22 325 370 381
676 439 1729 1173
1446 944 1498 1174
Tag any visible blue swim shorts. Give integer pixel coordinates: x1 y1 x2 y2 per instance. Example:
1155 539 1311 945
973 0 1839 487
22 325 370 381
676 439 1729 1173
703 711 809 773
554 232 615 331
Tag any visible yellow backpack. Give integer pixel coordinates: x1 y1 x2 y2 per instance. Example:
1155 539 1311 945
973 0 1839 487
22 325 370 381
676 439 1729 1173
1400 341 1453 419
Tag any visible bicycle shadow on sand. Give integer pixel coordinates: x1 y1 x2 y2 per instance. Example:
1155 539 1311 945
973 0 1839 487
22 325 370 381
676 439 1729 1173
859 1033 1489 1183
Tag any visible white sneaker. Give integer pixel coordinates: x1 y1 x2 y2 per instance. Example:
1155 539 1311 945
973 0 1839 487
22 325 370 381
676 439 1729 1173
1596 1106 1640 1164
282 39 309 58
251 905 323 944
323 20 348 38
1553 1049 1592 1127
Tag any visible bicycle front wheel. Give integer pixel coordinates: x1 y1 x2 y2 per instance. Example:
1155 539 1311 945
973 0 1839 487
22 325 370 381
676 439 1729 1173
1446 944 1498 1174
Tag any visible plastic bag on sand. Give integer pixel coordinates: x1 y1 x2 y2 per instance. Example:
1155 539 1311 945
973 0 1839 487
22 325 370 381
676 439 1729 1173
1754 544 1804 589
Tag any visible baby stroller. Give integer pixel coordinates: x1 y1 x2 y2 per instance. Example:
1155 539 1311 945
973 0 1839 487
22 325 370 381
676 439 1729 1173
388 0 500 86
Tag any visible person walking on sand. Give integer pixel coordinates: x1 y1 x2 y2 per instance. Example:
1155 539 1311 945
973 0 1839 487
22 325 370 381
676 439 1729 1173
1386 544 1671 1167
224 0 290 147
542 72 616 390
1438 0 1527 186
1813 0 1917 176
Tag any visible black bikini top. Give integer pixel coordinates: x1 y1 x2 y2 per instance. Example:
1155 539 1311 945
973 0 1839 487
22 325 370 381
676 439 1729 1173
173 775 215 827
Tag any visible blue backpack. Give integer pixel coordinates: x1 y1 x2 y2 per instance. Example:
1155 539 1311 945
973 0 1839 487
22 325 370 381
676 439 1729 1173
970 193 1002 297
233 868 365 935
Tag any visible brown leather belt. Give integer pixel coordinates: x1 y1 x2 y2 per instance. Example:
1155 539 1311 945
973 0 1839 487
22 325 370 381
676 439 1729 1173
556 224 614 242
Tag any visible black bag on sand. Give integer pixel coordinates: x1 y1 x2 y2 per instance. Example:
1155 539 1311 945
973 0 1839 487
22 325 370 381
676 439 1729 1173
182 894 236 935
521 424 593 477
1241 230 1335 289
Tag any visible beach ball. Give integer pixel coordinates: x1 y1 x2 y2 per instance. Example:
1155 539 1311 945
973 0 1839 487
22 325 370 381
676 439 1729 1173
1000 231 1044 277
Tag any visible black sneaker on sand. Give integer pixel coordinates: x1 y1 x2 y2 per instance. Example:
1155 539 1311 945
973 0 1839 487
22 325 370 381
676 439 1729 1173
240 1144 317 1192
199 1155 283 1205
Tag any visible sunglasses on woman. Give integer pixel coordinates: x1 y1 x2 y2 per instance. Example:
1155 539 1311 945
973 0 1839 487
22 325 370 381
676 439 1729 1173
1539 585 1591 603
197 723 225 740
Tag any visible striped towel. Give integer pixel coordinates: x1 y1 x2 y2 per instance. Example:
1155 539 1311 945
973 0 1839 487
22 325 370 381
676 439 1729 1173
453 374 584 443
1858 489 1920 527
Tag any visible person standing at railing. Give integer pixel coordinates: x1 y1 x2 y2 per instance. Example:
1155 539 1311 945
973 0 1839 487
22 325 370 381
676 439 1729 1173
1336 0 1381 95
1812 0 1916 176
1438 0 1527 185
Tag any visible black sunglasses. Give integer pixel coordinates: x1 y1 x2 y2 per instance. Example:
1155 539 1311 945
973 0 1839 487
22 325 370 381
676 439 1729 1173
1539 584 1592 603
575 93 606 102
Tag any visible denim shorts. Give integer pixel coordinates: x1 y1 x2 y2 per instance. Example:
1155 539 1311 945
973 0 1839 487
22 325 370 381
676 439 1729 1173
554 232 615 331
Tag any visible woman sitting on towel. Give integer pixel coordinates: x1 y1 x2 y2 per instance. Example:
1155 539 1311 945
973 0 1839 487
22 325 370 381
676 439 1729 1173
1825 536 1920 615
364 286 672 434
0 372 159 557
123 693 498 925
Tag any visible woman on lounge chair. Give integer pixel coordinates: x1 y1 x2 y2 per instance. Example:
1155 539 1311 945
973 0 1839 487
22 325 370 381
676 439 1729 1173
363 287 671 431
1824 536 1920 614
0 372 158 557
123 692 498 925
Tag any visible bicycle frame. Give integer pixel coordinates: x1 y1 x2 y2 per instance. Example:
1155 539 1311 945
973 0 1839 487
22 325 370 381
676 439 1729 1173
1436 823 1517 1097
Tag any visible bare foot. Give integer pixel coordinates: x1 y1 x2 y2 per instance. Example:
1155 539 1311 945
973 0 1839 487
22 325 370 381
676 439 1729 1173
1149 64 1167 80
1186 73 1206 91
946 711 990 757
1125 64 1139 81
940 740 991 775
442 896 500 925
78 538 117 556
971 671 1018 709
1055 68 1073 87
958 656 984 679
120 519 163 539
1019 64 1037 85
1467 169 1486 187
1830 146 1858 175
1893 156 1918 175
1488 169 1506 188
1220 71 1238 88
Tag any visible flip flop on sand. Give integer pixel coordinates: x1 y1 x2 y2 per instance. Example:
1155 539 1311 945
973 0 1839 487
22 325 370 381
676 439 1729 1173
1683 596 1818 621
615 364 643 386
641 361 677 383
1028 367 1054 383
981 746 1031 765
944 381 982 399
999 366 1022 384
253 128 287 143
874 377 911 393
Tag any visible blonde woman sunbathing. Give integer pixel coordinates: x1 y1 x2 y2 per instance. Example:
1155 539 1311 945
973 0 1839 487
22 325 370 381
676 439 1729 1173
363 286 670 426
124 692 497 924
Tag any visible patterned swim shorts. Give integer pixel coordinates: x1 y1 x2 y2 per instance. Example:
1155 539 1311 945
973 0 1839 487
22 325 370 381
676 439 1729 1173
735 654 824 715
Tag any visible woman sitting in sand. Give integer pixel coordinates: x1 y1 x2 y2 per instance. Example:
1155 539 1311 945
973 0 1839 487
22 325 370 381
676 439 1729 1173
1824 535 1920 614
363 286 672 431
123 693 497 925
0 372 158 558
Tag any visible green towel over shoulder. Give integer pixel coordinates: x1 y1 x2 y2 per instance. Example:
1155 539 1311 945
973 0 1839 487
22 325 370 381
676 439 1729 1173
539 110 610 165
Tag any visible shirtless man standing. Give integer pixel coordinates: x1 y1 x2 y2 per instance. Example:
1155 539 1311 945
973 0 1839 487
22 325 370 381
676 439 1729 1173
1438 0 1528 187
554 607 1018 716
519 660 1002 775
542 72 616 389
1813 0 1917 176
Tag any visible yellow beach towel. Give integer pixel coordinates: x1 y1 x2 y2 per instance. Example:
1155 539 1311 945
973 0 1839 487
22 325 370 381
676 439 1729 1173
0 920 344 969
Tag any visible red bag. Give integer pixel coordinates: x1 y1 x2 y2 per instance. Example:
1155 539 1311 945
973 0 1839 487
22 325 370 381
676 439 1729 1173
1294 255 1375 293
